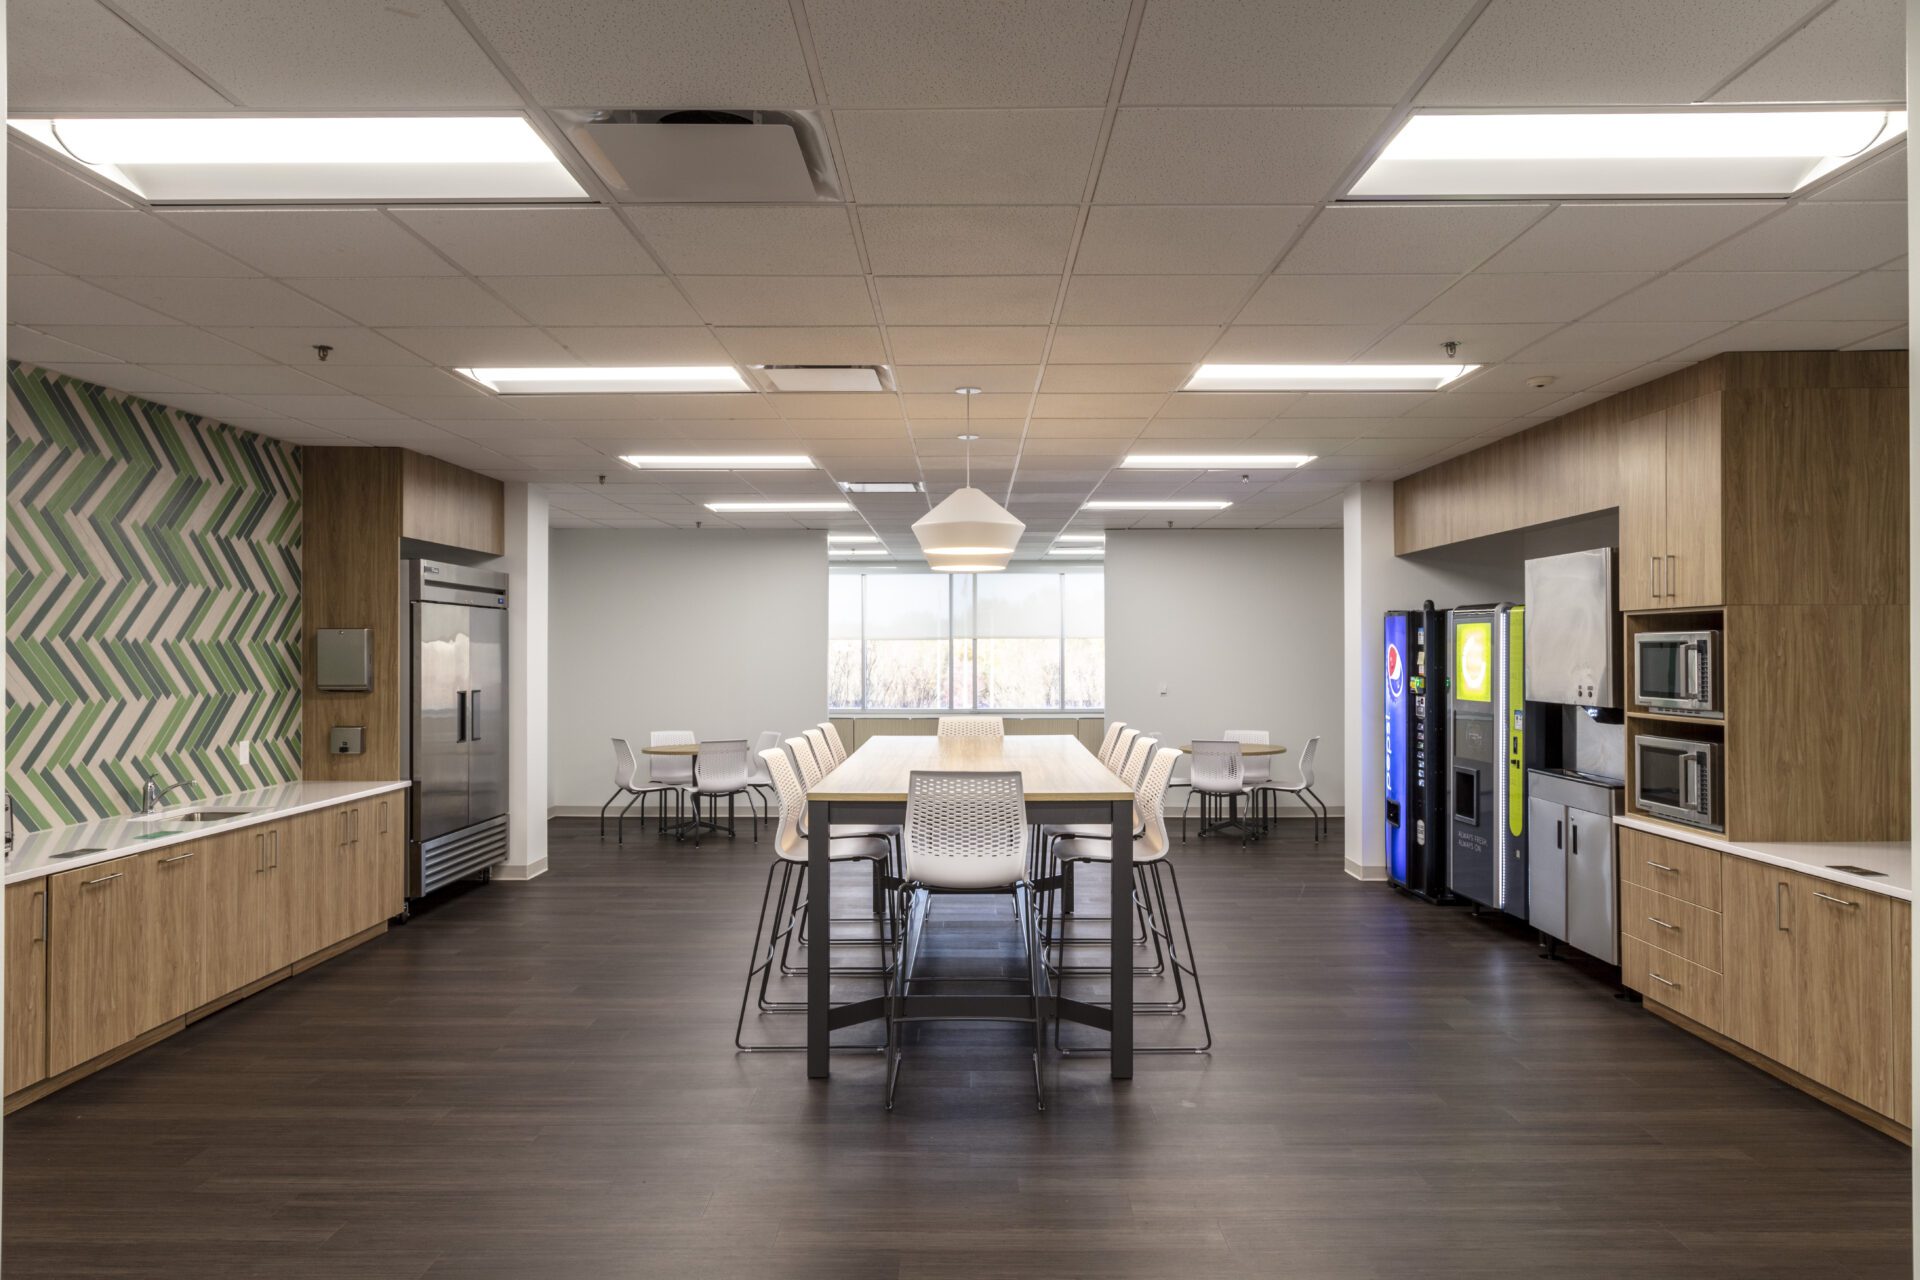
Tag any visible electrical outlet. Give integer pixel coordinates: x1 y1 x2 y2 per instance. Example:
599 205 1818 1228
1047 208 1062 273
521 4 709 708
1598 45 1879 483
237 740 251 769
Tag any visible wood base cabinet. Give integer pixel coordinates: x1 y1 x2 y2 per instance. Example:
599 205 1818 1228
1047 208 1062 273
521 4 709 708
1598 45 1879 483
5 882 48 1093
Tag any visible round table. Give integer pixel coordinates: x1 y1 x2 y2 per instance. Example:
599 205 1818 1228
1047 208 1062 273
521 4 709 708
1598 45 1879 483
638 742 742 841
1177 742 1287 840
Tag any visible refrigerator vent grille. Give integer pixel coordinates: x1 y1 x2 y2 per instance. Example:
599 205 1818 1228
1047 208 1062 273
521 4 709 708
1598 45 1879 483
420 816 509 896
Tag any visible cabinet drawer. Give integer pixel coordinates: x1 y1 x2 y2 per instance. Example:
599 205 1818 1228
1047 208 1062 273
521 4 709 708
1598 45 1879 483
1623 935 1724 1032
1621 882 1723 973
1618 827 1722 911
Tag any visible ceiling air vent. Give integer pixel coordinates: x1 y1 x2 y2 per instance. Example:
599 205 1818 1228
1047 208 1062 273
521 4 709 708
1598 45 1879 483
555 108 842 203
756 365 892 393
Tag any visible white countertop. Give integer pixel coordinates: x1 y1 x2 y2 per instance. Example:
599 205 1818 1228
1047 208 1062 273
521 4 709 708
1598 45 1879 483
4 780 411 886
1615 814 1911 902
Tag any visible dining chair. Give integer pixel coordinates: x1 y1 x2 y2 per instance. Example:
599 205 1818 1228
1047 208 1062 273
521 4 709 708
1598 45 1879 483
1119 734 1158 788
602 737 680 845
734 747 894 1053
815 722 849 766
1182 739 1245 843
745 731 782 810
1108 727 1139 779
1051 748 1211 1054
889 769 1045 1110
1038 736 1163 973
803 727 836 778
647 730 696 833
936 715 1004 742
1095 721 1127 768
686 738 756 846
1254 735 1327 841
1225 729 1271 829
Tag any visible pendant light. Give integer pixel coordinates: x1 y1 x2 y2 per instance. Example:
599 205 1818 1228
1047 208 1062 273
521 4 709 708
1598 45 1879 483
912 386 1024 572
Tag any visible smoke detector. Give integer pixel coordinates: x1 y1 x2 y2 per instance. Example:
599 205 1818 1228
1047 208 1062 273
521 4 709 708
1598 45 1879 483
555 108 842 202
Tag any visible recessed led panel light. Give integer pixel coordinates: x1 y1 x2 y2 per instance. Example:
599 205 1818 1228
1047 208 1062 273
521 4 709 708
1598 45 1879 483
620 454 813 470
705 501 854 513
1348 109 1908 200
758 365 887 392
1121 454 1315 469
839 480 923 494
1053 534 1106 543
8 115 587 203
827 534 880 543
460 366 748 394
1183 364 1476 392
1081 500 1232 511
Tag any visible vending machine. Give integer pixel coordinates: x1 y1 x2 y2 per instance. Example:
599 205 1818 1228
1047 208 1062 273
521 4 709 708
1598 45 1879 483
1384 603 1448 901
1446 603 1551 917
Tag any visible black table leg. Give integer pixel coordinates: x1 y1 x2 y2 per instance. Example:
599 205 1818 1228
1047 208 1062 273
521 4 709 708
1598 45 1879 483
807 798 832 1079
1110 795 1133 1079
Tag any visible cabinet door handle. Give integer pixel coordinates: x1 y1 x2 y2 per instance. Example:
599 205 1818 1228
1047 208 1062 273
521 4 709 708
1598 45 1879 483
1555 819 1563 850
1570 823 1578 856
1776 881 1790 931
160 850 195 864
1813 890 1858 909
81 871 123 887
380 800 389 835
1666 553 1676 599
1646 860 1678 874
257 832 268 873
1649 971 1680 989
1648 555 1659 599
1647 916 1677 931
270 830 279 869
31 890 44 941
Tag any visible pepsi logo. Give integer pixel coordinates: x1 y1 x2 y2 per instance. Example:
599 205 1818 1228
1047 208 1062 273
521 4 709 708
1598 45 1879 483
1385 642 1405 700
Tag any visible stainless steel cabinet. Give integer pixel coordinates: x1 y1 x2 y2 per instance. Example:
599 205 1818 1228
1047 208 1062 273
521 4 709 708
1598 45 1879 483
1526 769 1622 963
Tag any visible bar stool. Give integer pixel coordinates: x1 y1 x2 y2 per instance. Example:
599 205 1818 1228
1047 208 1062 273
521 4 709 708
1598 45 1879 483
1094 721 1127 768
815 722 849 766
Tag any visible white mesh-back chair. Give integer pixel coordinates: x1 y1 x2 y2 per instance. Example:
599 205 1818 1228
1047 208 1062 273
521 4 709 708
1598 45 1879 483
1120 734 1158 789
890 770 1045 1110
803 728 837 779
745 731 782 808
783 735 900 862
1108 728 1139 778
936 715 1004 742
1051 748 1211 1054
816 722 849 766
1039 737 1162 969
734 747 893 1053
601 737 682 844
1182 739 1246 843
684 739 756 846
1225 729 1271 831
648 730 696 833
1095 721 1127 768
1254 735 1327 841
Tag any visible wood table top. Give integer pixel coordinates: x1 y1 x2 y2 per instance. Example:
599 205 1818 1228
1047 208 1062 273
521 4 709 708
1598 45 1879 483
810 734 1133 803
1178 742 1288 756
639 743 701 756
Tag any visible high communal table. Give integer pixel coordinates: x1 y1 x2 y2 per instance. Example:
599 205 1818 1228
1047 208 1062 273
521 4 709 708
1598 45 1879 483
805 734 1137 1080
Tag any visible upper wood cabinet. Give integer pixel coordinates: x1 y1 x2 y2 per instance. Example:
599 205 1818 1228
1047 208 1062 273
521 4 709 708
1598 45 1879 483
6 882 48 1093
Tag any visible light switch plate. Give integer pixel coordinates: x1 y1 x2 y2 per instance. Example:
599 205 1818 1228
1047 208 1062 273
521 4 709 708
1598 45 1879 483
236 740 250 769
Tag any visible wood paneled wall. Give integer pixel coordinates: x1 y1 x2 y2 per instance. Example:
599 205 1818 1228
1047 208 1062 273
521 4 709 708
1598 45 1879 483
402 451 505 556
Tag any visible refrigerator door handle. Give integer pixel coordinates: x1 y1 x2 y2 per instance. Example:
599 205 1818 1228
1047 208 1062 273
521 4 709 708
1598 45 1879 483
470 688 482 742
456 689 468 743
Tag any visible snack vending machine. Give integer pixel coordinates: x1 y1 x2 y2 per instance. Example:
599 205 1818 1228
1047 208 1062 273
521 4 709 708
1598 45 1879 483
1384 603 1448 901
1446 603 1546 917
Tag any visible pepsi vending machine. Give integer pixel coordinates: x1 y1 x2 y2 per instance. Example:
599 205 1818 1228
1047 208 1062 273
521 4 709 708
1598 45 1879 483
1384 603 1448 901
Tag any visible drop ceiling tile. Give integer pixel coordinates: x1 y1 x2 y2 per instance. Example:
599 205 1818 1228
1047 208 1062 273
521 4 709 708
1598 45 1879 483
8 143 131 211
888 326 1050 364
1236 274 1456 327
1367 326 1559 364
1125 0 1480 105
1410 272 1654 324
1033 393 1167 418
89 277 350 326
8 326 117 364
681 276 877 327
114 0 518 108
1050 326 1220 363
27 363 209 399
1671 319 1900 359
479 276 701 326
1759 270 1907 323
805 0 1129 106
1683 203 1907 272
891 364 1039 393
205 325 428 366
836 109 1102 203
1401 391 1562 419
771 393 906 420
1416 0 1815 105
1711 0 1903 104
1280 393 1422 418
11 211 257 278
459 0 813 105
378 326 577 366
8 0 229 109
9 276 176 326
798 419 912 438
1587 271 1851 322
1154 392 1298 418
1333 438 1454 460
1074 206 1314 274
1279 204 1546 274
1060 275 1257 326
389 207 661 276
1452 363 1638 396
1208 324 1383 362
236 394 405 420
157 209 461 278
547 327 733 364
1095 107 1388 203
1807 147 1907 202
10 254 59 278
1039 364 1191 394
876 277 1058 326
716 326 887 364
138 392 267 422
1135 417 1265 439
1477 202 1777 273
144 364 337 396
898 392 1028 419
289 277 525 327
1845 325 1908 350
858 205 1079 274
32 325 271 365
626 206 862 275
303 365 482 398
1513 322 1732 364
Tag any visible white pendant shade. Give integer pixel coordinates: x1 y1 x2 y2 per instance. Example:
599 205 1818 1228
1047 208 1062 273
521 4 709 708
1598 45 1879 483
925 547 1013 573
912 485 1024 567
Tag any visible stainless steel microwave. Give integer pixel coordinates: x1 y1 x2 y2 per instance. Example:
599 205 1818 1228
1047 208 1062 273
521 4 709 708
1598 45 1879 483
1633 629 1721 717
1633 735 1722 831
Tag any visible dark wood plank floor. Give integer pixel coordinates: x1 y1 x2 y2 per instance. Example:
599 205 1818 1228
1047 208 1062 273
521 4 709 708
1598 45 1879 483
4 814 1910 1278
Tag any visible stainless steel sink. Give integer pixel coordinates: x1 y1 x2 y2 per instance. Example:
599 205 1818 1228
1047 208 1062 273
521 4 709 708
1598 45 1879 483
48 846 108 859
174 809 257 823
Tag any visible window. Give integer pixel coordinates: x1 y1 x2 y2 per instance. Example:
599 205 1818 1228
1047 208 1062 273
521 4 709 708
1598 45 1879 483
828 571 1104 712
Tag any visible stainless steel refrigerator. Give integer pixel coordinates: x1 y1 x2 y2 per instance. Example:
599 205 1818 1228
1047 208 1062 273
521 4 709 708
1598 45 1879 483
402 559 509 900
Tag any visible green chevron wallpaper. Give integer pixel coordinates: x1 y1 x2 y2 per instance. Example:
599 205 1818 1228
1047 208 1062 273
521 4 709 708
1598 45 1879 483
6 362 302 831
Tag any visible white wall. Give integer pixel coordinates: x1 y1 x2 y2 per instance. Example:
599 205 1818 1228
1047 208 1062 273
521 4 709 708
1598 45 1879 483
548 529 826 811
1105 529 1346 813
501 484 548 877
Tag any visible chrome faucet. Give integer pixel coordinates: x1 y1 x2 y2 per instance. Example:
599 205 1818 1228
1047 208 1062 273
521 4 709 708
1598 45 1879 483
141 775 191 816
